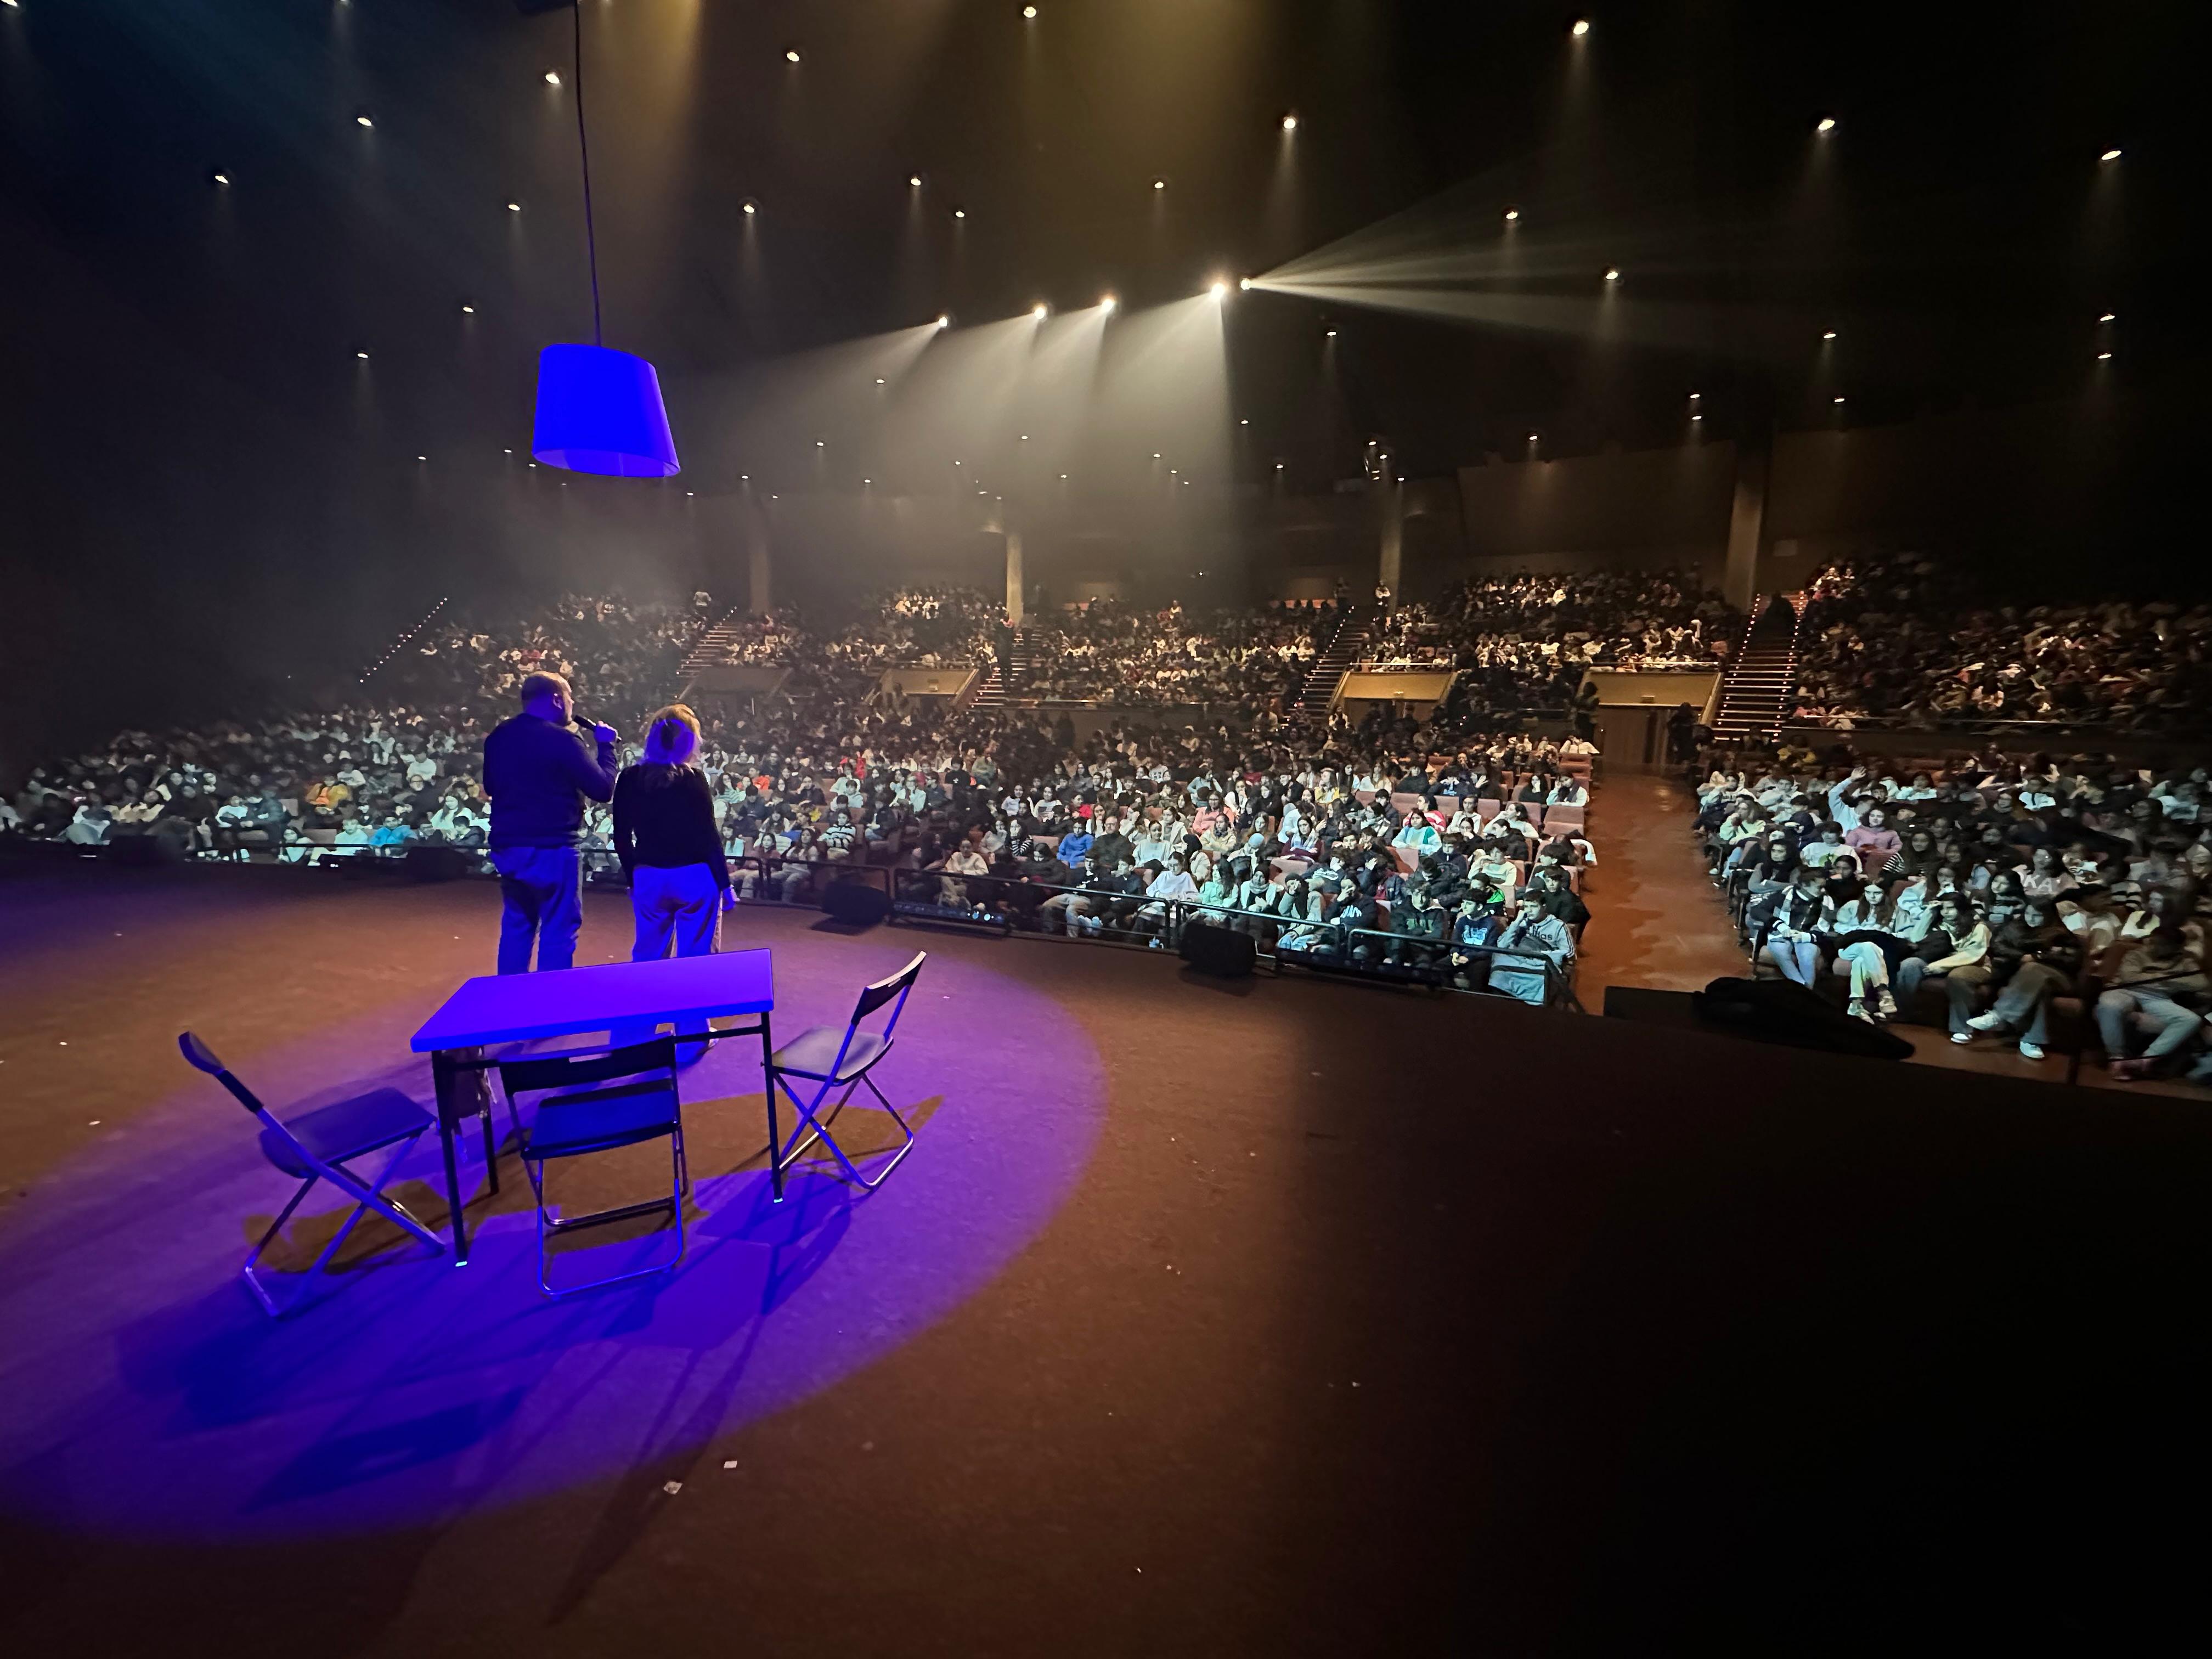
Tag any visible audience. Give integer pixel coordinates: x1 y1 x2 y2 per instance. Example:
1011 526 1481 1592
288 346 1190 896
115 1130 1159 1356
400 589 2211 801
1791 553 2212 731
1692 744 2211 1085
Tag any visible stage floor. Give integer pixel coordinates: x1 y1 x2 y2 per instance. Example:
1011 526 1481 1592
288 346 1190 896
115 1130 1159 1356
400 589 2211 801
1 857 2207 1652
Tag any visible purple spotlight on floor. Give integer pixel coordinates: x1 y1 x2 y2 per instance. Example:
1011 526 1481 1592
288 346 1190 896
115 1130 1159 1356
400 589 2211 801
531 343 680 478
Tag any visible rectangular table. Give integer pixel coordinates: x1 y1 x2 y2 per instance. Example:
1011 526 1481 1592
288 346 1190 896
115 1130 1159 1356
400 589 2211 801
411 950 776 1264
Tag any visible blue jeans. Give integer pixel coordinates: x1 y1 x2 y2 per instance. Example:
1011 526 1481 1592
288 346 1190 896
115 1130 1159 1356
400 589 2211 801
492 845 584 974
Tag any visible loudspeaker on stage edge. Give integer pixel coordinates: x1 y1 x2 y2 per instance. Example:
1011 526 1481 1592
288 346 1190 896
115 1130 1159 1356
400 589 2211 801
822 882 892 927
1180 925 1257 979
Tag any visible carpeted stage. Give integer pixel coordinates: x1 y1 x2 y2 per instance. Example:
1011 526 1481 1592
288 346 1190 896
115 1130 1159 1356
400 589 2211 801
1 857 2207 1653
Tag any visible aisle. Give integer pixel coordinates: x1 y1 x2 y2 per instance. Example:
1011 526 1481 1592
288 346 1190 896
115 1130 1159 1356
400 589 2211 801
1574 768 1750 1002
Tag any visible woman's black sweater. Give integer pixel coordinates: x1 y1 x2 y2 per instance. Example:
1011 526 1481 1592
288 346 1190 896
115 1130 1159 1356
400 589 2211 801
612 764 728 888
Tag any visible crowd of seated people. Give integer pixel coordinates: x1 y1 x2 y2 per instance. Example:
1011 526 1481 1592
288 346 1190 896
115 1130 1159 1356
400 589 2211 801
6 593 702 862
1690 746 2211 1084
686 694 1598 1004
1790 553 2212 731
1011 600 1323 708
1359 571 1740 709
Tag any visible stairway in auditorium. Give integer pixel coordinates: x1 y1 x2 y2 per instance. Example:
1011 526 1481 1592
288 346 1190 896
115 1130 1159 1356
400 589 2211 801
678 602 757 682
1711 595 1803 741
1295 607 1369 713
969 628 1029 708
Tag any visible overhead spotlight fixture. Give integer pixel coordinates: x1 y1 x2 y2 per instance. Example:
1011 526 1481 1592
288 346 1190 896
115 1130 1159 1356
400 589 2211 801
874 376 886 385
1239 418 1249 425
1689 392 1702 401
1023 4 1037 15
1503 207 1520 222
356 351 369 360
1604 267 1620 282
1816 116 1836 133
460 303 475 314
1275 461 1285 469
1691 414 1703 421
2100 147 2121 162
1209 280 1227 298
1527 432 1540 442
1101 294 1116 312
545 70 561 87
1239 276 1253 291
815 439 825 447
1821 329 1836 340
909 173 922 187
1019 433 1029 441
356 113 374 128
1324 328 1338 337
863 478 872 485
1032 303 1048 319
507 201 522 212
211 170 230 185
952 207 966 219
2096 351 2113 360
416 454 427 462
1571 19 1590 37
1059 473 1069 480
936 314 951 328
1282 112 1298 132
742 200 757 215
1152 452 1161 459
686 490 695 496
1153 178 1166 190
504 448 513 454
2098 312 2116 323
786 48 801 64
1832 396 1846 404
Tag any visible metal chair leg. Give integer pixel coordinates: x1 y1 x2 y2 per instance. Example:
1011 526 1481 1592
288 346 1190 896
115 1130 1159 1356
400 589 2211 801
241 1131 443 1317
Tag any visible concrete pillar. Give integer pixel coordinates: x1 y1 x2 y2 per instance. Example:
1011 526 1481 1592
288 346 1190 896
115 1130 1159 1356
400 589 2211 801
1724 445 1767 614
1374 471 1403 609
744 499 771 617
1005 531 1024 627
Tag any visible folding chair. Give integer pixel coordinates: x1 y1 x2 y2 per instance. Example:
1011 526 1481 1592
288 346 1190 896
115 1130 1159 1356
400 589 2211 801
496 1038 688 1297
764 951 928 1201
178 1031 444 1317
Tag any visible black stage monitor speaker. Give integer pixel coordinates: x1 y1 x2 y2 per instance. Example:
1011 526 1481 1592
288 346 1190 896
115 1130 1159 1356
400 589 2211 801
405 845 475 883
1180 924 1257 979
822 882 891 927
106 836 185 868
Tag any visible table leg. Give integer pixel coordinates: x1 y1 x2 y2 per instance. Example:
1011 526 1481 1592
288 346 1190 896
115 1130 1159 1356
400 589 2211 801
760 1012 783 1203
431 1048 473 1265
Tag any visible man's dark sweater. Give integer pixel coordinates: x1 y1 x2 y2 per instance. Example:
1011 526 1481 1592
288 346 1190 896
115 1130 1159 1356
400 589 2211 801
484 714 618 849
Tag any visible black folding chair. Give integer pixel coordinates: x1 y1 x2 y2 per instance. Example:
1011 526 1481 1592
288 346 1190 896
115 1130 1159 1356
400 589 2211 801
178 1031 445 1317
764 951 927 1201
496 1038 688 1297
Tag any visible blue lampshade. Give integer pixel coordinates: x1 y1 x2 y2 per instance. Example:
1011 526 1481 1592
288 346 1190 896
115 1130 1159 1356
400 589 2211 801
531 343 680 478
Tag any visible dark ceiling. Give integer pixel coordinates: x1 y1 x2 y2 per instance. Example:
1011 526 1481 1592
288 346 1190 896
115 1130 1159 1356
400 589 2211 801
0 0 2193 746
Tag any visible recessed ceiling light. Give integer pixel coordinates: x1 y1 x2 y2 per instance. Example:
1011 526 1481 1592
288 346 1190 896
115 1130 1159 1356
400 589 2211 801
952 207 966 219
1032 303 1047 319
211 171 230 185
507 201 522 212
2098 312 2115 323
786 48 801 64
544 71 561 87
1153 178 1166 190
356 351 369 360
936 314 950 328
1691 414 1703 421
2100 147 2122 162
1239 418 1249 425
1282 112 1298 132
1209 280 1227 298
460 303 475 314
1816 116 1836 133
1604 267 1620 282
1571 19 1590 37
1821 329 1837 340
1689 392 1702 401
1239 276 1253 291
1023 4 1037 16
2096 351 2113 360
742 200 757 215
1832 396 1846 404
355 114 373 128
815 439 825 447
1101 295 1116 312
874 376 886 384
416 454 426 462
1503 207 1520 222
1527 433 1540 442
504 448 512 454
1324 328 1338 337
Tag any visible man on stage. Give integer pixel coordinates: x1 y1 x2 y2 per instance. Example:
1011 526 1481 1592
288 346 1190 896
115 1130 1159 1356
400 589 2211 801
484 671 619 973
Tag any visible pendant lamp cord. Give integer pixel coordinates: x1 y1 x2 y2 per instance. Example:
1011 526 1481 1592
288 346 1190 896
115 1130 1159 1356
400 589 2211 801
572 0 603 347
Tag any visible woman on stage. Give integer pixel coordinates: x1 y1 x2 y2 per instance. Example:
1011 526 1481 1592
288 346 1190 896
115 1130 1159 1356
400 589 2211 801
613 706 736 1041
